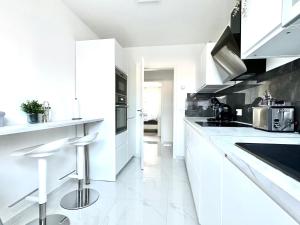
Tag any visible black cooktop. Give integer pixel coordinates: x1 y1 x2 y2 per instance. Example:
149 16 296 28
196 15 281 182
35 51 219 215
236 143 300 182
196 121 252 127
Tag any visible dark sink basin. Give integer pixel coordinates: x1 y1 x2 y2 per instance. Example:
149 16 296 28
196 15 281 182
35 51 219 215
196 121 252 127
236 143 300 182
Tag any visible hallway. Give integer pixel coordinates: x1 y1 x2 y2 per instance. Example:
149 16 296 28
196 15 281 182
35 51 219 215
7 142 199 225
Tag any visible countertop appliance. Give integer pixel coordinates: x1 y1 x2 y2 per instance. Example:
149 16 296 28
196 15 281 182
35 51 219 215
252 106 295 132
210 97 233 121
236 142 300 182
196 121 252 128
115 68 128 134
211 5 266 82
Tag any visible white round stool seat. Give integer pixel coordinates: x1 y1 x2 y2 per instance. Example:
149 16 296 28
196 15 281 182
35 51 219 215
68 132 99 146
60 132 100 210
12 138 70 225
26 138 69 158
11 138 69 158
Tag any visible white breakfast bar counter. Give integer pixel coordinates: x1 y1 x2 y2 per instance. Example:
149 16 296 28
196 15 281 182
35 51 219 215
184 117 300 225
0 118 104 223
0 118 103 136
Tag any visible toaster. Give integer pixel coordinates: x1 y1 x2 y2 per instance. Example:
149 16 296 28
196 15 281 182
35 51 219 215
252 106 295 132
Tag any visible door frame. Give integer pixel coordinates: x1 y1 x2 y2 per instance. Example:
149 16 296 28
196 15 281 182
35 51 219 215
136 63 176 159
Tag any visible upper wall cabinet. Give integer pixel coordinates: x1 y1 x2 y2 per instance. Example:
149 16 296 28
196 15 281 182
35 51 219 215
241 0 300 59
115 40 128 74
196 43 234 93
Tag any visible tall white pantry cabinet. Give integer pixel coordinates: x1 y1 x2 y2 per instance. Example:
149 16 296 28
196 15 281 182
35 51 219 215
76 39 136 181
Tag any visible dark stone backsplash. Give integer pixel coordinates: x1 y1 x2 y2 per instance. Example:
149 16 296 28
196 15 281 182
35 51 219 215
186 58 300 130
185 93 246 120
185 93 214 117
237 68 300 125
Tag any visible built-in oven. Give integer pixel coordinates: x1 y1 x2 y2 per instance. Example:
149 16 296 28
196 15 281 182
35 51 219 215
115 94 127 134
282 0 300 27
116 68 127 96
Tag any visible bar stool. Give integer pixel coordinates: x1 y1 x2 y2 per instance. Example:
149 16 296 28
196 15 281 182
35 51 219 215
60 133 99 210
12 138 70 225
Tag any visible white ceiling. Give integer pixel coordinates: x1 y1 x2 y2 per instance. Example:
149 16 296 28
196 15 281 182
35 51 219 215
63 0 235 47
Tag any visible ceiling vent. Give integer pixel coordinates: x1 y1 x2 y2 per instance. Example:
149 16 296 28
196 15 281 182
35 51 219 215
137 0 160 3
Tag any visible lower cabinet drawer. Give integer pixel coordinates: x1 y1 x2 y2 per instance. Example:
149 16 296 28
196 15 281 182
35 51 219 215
186 150 200 217
116 144 127 174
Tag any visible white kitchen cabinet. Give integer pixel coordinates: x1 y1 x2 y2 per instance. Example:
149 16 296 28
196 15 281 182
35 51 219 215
241 0 300 59
222 157 298 225
127 118 135 160
184 122 190 156
184 120 297 225
197 135 222 225
196 43 234 93
115 40 128 74
76 39 134 180
184 121 222 225
116 142 128 174
126 52 137 159
185 149 201 214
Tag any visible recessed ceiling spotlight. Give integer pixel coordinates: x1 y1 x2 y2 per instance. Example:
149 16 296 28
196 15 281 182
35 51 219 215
137 0 160 3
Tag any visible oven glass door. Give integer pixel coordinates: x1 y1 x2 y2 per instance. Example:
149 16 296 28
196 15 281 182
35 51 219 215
282 0 300 27
116 106 127 134
116 72 127 96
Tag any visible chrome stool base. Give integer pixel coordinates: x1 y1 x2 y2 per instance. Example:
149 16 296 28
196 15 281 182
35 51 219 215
60 188 99 210
26 214 70 225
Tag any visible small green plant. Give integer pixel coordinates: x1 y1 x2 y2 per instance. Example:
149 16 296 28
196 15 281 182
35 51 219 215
21 100 44 114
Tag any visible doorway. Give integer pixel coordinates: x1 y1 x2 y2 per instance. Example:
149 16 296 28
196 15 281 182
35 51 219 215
142 69 174 164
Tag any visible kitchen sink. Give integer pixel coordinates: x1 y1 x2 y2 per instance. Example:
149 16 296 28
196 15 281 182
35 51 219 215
236 143 300 182
196 121 252 127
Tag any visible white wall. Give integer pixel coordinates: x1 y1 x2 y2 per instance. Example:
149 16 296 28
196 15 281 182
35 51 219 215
0 0 98 222
145 70 174 144
0 0 98 125
143 84 162 122
126 44 203 158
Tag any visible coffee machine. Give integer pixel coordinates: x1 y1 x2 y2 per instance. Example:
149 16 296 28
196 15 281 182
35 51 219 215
210 97 233 121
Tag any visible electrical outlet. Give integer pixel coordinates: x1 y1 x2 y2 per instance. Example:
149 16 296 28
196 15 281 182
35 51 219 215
236 109 243 116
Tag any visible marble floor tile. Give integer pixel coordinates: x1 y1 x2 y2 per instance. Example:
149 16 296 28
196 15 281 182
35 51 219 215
5 141 199 225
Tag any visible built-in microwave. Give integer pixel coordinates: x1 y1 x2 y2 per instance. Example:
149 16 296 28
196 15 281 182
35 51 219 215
282 0 300 27
115 68 127 96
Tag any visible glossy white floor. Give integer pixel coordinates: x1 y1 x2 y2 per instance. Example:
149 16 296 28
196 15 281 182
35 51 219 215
7 140 199 225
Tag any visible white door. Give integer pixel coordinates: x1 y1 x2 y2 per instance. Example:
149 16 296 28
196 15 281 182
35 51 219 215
136 58 145 170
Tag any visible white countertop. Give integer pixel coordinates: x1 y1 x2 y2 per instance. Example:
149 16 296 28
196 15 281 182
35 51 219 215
0 118 104 136
184 117 300 138
184 117 300 223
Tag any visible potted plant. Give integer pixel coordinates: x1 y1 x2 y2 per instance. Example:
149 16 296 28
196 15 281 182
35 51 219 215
21 100 44 124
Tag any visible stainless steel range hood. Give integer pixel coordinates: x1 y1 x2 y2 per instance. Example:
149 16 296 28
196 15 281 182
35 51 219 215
211 26 247 82
211 4 266 82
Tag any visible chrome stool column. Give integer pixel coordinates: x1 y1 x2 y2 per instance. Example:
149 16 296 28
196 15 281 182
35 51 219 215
60 133 99 210
12 138 70 225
